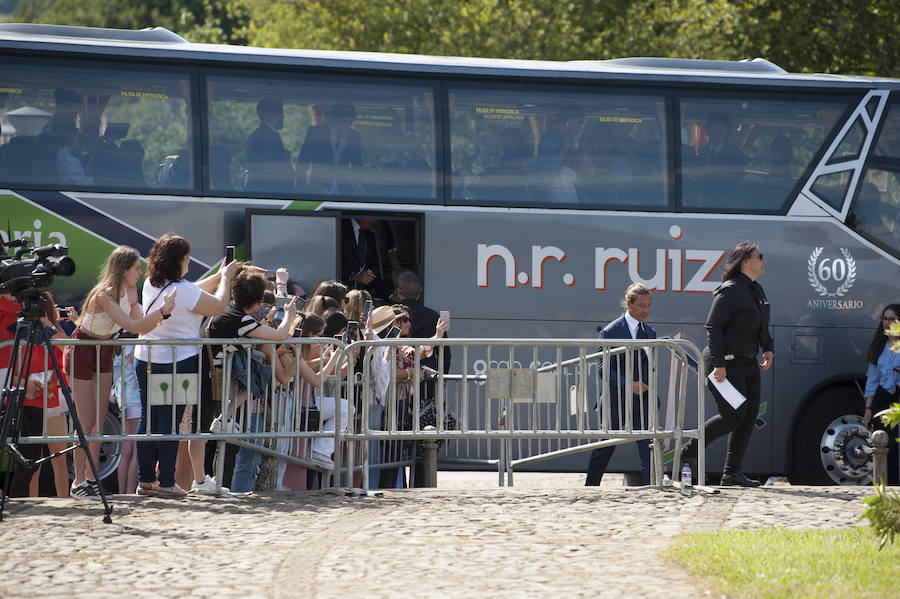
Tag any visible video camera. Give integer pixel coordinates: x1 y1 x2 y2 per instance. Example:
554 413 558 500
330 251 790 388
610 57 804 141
0 235 76 303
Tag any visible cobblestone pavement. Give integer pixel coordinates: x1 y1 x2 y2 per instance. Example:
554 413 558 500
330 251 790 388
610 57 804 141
0 477 873 599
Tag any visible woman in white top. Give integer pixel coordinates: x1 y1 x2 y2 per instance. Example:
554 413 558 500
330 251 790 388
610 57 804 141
134 232 239 498
64 245 176 498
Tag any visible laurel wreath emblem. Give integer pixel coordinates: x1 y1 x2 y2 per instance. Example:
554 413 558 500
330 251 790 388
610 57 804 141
807 247 856 298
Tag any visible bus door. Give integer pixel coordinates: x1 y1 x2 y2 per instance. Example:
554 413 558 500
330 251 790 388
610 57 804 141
245 209 340 291
339 212 423 303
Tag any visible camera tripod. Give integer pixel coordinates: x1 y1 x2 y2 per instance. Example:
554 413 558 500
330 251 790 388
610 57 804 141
0 296 112 523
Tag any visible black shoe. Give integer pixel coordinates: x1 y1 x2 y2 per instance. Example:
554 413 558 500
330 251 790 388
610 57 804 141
680 441 699 478
720 472 761 487
680 440 697 460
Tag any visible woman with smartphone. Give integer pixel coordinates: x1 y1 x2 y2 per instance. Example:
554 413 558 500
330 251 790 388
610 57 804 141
64 245 177 498
206 265 298 493
134 233 239 498
276 314 343 490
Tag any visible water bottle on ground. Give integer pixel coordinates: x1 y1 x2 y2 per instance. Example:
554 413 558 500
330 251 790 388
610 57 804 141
680 463 693 497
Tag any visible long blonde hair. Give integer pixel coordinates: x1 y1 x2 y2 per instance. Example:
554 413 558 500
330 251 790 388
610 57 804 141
77 246 140 326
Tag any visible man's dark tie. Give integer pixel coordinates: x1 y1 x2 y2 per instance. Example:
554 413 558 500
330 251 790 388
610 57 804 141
357 228 369 268
636 322 648 339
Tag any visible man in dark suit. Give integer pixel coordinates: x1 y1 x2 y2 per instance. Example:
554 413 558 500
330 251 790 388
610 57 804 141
296 103 363 195
692 112 745 205
244 99 294 192
396 271 451 377
585 283 656 486
341 217 390 300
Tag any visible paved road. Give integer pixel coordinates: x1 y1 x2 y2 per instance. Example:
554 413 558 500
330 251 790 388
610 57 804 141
0 477 872 598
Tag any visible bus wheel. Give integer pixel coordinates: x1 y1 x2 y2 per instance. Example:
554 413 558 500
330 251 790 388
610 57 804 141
66 402 123 487
790 387 872 486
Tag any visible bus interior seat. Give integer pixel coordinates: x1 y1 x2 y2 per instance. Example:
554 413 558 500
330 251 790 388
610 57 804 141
0 134 61 185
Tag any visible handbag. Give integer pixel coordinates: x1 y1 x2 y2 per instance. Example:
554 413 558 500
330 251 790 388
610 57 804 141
209 365 225 404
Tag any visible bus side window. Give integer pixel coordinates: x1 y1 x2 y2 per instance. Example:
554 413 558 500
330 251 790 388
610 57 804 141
449 85 669 210
0 59 194 192
680 94 855 213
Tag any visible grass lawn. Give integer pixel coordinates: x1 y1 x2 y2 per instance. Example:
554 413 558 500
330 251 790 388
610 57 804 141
666 527 900 598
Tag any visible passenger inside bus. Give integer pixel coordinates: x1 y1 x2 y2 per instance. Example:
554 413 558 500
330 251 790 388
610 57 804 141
244 99 294 193
53 115 93 186
532 104 583 203
687 112 745 205
740 135 795 209
296 102 363 195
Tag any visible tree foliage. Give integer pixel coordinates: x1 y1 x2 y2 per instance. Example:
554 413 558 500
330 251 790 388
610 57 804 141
13 0 246 43
13 0 900 77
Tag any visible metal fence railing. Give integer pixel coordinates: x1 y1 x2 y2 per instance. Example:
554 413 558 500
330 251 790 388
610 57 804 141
2 335 705 493
339 337 706 489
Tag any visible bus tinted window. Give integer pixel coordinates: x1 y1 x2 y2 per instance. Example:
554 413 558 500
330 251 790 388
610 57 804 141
873 99 900 159
205 73 437 200
848 169 900 255
0 58 194 191
680 96 852 212
449 87 669 208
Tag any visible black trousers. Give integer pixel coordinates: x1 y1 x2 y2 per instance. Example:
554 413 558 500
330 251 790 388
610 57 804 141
4 406 46 497
585 392 654 486
871 386 900 484
703 355 761 475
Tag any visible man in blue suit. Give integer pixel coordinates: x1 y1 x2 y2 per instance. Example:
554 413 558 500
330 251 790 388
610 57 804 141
585 283 656 486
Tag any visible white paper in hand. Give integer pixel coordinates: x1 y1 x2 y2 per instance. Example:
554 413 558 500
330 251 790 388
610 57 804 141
707 372 747 409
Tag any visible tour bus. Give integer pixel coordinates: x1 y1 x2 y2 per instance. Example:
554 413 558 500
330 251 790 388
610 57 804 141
1 23 898 486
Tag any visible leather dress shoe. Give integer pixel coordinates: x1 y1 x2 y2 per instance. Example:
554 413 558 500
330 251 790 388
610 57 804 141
720 472 761 487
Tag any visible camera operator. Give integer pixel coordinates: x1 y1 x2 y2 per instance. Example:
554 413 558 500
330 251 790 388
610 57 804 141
1 292 69 497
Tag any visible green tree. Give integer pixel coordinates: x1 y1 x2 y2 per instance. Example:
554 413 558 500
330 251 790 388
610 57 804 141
13 0 900 76
231 0 900 76
13 0 247 43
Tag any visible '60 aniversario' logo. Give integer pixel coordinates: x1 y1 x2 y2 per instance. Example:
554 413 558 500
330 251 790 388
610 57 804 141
808 247 856 298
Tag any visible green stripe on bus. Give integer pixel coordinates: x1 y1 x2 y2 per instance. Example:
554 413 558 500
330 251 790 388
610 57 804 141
1 193 119 304
286 200 322 211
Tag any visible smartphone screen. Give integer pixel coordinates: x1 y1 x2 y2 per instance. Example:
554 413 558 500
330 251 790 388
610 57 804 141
275 295 295 309
343 320 359 343
225 245 235 263
386 325 401 339
57 308 68 320
273 309 285 322
361 299 373 323
439 310 450 329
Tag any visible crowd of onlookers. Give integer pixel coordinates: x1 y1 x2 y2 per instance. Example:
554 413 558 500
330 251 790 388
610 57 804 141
1 232 450 499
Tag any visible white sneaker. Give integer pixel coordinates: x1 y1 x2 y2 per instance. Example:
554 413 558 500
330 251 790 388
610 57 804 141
209 416 240 434
310 451 334 470
190 475 229 495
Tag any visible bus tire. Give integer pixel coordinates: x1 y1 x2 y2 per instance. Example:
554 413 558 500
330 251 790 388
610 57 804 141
66 402 123 488
789 386 871 486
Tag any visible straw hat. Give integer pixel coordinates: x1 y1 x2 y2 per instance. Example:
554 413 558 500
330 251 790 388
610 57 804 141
369 305 399 335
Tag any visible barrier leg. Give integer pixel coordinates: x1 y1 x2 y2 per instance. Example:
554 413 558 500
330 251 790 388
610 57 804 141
421 436 439 488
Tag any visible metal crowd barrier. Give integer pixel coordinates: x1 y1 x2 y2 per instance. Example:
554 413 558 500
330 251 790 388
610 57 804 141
2 337 347 492
2 335 705 492
339 337 706 489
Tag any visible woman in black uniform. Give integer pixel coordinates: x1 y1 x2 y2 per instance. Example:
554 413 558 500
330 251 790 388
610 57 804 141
683 241 774 487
